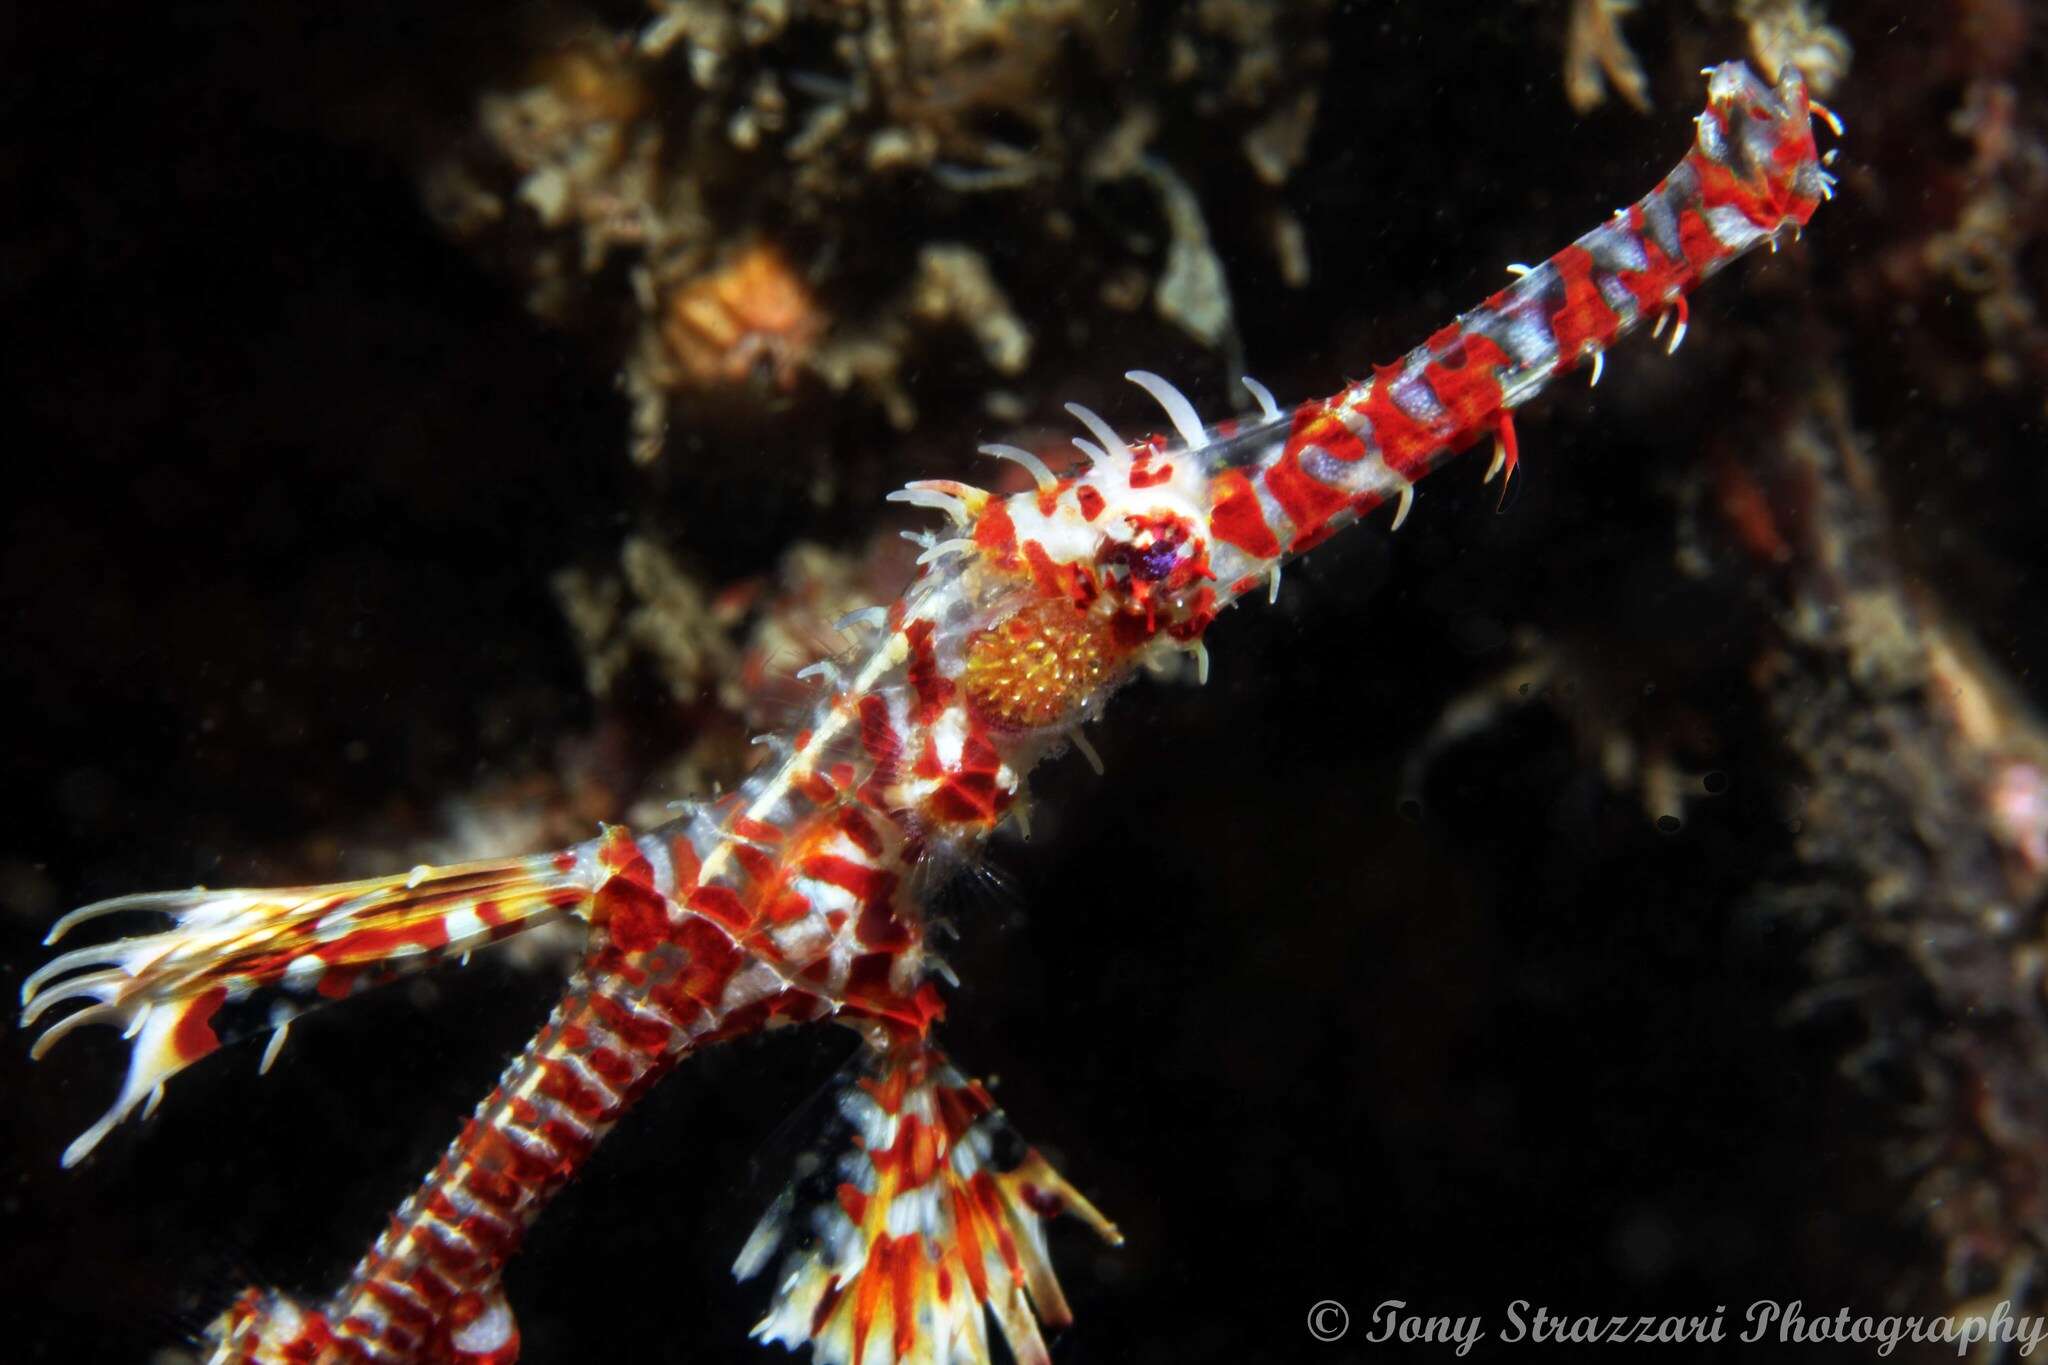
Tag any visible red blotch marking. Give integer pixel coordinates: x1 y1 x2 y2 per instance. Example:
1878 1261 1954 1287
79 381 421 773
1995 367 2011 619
315 964 361 1001
416 1222 481 1276
459 1158 520 1212
1208 467 1281 559
552 851 577 873
1165 586 1216 643
668 834 702 886
910 982 946 1030
870 1111 942 1200
1034 474 1077 518
857 896 912 953
586 1047 634 1088
1020 1181 1069 1218
535 1115 593 1165
1618 208 1693 312
1129 462 1173 488
971 499 1018 564
1545 245 1620 370
684 884 752 934
596 825 652 883
1692 151 1781 231
663 916 745 1011
594 874 669 953
803 853 898 907
765 889 812 924
1422 334 1510 445
732 843 778 885
591 992 674 1054
732 816 783 843
906 1113 942 1184
1107 606 1154 650
363 1281 433 1330
970 1171 1027 1280
844 953 906 1014
1359 362 1440 480
408 1263 458 1306
1022 540 1094 608
1677 206 1731 272
1770 123 1816 171
891 1233 921 1357
860 1053 916 1112
810 1280 847 1341
1263 448 1352 550
537 1061 612 1121
1074 485 1105 521
858 695 901 769
926 730 1008 826
836 806 885 857
848 1233 888 1365
172 987 227 1062
903 619 955 724
950 1185 992 1301
315 914 450 968
1284 400 1368 465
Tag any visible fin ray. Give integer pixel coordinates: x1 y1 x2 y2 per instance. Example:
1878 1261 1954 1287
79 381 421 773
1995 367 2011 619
24 850 597 1164
741 1038 1120 1364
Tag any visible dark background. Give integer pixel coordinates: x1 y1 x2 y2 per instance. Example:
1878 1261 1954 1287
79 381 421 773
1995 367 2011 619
4 3 2034 1362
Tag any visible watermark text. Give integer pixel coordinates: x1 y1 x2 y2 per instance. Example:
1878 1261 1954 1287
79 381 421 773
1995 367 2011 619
1304 1298 2048 1356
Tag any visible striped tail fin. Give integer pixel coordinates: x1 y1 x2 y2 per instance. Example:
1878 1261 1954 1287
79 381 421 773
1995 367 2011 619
736 1038 1121 1365
21 845 601 1167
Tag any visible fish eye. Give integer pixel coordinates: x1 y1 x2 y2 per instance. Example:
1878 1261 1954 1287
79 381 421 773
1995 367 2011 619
1103 513 1200 584
1127 535 1183 582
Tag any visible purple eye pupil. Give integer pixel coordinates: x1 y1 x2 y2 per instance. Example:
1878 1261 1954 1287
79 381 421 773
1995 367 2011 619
1132 540 1180 581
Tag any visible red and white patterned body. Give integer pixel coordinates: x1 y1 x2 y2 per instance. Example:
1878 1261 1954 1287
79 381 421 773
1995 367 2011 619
22 61 1832 1365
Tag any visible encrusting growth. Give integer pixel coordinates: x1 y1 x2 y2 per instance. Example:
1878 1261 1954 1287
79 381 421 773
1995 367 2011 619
21 61 1834 1365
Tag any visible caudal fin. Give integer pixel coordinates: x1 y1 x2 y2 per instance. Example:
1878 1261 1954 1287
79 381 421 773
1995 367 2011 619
737 1038 1121 1365
22 846 599 1167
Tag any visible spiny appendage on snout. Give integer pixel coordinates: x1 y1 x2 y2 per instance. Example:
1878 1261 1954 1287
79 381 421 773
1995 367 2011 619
1697 60 1841 225
21 851 595 1167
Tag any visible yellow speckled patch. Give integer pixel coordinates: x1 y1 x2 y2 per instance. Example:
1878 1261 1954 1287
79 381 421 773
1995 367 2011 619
962 599 1118 731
